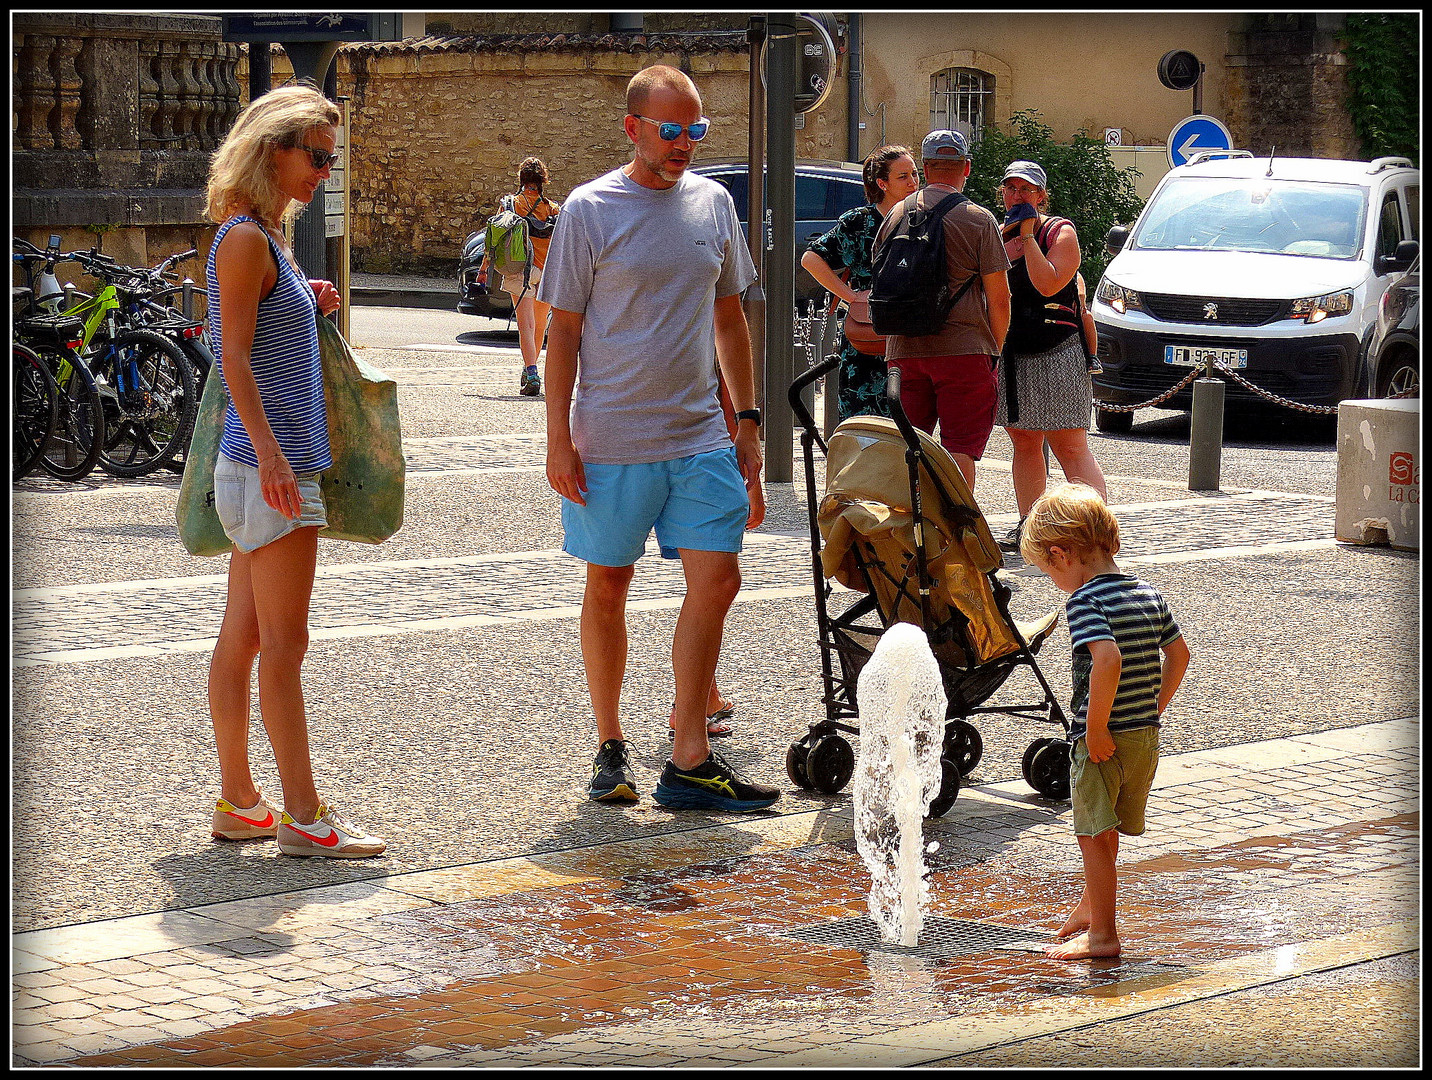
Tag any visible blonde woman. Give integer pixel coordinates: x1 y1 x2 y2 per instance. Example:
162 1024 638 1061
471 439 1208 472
204 82 385 858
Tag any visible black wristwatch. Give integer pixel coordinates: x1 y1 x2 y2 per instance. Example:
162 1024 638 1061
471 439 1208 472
734 408 762 426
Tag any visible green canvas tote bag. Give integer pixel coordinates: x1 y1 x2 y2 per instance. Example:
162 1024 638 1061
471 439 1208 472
176 315 405 556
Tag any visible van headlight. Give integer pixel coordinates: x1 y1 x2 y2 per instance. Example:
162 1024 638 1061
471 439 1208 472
1287 290 1354 324
1096 280 1144 315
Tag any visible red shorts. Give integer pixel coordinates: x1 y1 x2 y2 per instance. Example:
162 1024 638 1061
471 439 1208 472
887 354 998 459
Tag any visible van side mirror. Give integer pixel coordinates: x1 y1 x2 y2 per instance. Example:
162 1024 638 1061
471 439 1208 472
1377 238 1419 275
1105 225 1129 257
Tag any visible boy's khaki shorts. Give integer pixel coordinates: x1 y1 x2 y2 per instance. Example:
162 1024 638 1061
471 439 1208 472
1070 725 1160 837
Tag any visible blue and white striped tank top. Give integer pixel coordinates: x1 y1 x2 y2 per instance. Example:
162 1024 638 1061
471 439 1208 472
207 215 331 473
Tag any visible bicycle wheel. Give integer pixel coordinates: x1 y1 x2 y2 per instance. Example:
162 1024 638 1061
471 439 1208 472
163 335 213 473
13 343 59 481
93 329 197 477
36 348 104 482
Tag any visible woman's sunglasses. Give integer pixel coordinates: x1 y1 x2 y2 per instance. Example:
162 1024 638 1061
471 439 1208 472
295 144 340 170
632 114 710 142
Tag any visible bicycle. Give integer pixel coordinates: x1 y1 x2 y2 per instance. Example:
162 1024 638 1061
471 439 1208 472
52 243 212 471
13 341 59 481
14 238 197 478
12 239 104 480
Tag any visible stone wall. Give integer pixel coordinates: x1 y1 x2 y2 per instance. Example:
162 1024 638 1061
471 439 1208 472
1224 14 1359 160
329 34 811 274
12 13 241 294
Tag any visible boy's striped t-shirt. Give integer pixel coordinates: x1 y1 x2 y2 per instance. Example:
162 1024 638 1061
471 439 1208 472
1066 573 1182 737
207 215 331 474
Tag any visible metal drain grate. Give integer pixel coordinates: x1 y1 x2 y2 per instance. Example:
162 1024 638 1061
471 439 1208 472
777 915 1052 960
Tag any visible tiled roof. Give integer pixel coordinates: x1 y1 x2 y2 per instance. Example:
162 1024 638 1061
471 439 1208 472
339 32 749 56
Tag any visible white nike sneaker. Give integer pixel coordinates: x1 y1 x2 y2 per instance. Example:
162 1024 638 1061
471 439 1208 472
276 803 387 859
212 790 282 840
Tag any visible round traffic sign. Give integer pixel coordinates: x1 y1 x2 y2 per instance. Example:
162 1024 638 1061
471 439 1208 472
1158 49 1202 91
760 14 837 114
1167 114 1234 169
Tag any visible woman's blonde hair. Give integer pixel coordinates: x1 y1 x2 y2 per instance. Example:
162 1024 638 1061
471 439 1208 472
206 82 340 228
1020 482 1120 564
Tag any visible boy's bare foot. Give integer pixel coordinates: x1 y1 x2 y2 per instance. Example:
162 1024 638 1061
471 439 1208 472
1044 931 1120 960
1056 913 1090 939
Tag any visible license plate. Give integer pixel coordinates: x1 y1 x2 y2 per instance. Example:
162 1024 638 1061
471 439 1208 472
1164 345 1248 369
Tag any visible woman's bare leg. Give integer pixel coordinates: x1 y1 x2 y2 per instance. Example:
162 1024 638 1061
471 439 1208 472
248 525 322 824
209 549 262 808
1047 427 1107 501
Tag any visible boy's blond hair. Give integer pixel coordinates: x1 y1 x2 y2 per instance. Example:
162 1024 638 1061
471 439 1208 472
1020 482 1120 564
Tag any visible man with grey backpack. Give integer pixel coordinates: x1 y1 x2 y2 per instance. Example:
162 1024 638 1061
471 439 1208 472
870 129 1011 489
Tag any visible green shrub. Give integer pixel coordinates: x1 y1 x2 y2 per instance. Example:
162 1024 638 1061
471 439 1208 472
966 109 1145 287
1343 14 1419 165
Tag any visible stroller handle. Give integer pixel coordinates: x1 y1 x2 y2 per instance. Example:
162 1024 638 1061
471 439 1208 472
788 351 843 438
882 363 923 451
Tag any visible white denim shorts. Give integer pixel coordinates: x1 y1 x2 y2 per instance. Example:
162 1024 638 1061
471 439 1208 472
214 452 327 553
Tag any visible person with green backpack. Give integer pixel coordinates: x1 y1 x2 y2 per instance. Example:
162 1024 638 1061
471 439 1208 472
480 157 560 396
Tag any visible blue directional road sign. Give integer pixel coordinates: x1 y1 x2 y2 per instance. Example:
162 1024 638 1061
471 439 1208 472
1167 115 1234 169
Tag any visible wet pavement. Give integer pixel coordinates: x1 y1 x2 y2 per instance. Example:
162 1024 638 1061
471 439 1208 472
13 719 1418 1067
10 304 1421 1067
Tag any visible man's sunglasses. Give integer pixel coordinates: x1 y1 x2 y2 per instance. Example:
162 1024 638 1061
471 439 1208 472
632 114 710 142
295 144 340 170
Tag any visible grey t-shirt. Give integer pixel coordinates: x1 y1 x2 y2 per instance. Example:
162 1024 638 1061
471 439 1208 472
537 166 758 465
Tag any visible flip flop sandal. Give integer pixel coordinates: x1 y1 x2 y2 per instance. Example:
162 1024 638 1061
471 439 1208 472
668 702 737 739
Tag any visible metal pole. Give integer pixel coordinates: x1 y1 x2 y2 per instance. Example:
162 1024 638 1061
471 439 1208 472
1188 376 1225 490
282 41 341 283
764 13 798 484
745 17 767 422
248 41 272 100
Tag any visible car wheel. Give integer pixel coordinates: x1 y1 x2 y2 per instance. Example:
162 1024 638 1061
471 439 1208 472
1094 406 1134 433
1377 350 1419 399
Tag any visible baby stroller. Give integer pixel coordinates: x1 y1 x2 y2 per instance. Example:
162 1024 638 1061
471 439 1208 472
786 355 1072 815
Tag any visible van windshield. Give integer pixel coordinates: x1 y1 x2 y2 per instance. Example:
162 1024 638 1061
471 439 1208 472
1133 178 1367 259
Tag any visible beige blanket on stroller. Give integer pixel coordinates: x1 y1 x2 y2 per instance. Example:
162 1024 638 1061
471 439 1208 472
817 417 1054 667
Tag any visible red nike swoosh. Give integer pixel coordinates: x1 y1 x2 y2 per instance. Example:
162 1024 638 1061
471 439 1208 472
227 809 275 828
285 824 340 847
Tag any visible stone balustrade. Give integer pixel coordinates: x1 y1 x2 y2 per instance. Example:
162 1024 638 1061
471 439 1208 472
13 13 241 238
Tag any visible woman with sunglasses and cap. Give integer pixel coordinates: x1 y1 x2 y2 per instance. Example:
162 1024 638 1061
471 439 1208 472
203 82 385 859
994 160 1108 552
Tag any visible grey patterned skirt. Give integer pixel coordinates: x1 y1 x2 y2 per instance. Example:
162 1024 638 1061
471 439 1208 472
994 333 1092 431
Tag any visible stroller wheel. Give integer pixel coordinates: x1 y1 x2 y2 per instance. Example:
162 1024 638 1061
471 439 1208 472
1021 737 1058 785
943 719 983 778
805 734 855 795
1028 740 1072 802
785 740 814 790
927 756 961 818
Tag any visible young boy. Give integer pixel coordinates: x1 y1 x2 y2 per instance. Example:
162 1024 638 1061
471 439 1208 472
1020 483 1191 959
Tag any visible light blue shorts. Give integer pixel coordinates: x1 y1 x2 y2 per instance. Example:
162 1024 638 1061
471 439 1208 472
561 446 749 566
215 451 327 554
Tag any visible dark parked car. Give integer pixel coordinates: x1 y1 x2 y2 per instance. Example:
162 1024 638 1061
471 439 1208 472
692 158 867 305
1366 254 1419 398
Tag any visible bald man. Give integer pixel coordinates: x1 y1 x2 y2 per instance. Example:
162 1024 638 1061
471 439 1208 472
538 65 779 814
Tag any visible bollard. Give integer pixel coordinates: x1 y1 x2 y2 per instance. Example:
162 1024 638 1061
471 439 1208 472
182 278 195 320
1188 377 1225 490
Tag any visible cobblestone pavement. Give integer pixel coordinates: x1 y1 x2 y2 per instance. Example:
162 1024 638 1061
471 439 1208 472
10 307 1421 1066
12 721 1418 1067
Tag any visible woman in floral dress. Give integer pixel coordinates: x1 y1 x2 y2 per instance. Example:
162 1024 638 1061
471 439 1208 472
801 145 920 420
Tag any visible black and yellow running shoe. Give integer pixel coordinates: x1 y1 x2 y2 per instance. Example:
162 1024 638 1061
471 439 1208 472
653 751 780 813
588 739 639 803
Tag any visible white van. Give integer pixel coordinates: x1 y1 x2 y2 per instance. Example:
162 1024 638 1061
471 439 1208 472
1090 152 1419 430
